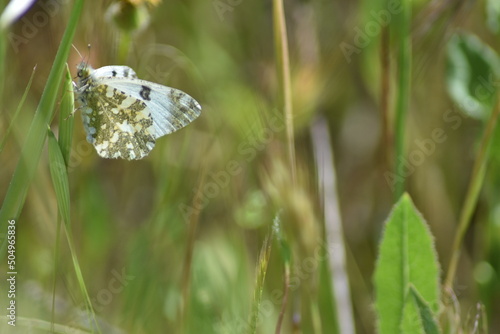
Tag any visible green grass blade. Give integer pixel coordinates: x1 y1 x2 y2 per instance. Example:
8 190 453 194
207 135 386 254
8 316 93 334
58 64 75 165
248 226 274 334
0 1 5 102
48 127 100 333
444 98 500 290
47 129 71 224
272 0 296 184
272 213 291 334
0 65 36 154
0 0 84 257
64 230 101 334
51 68 74 330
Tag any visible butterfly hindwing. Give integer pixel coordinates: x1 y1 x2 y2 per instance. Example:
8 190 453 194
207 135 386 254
80 83 156 160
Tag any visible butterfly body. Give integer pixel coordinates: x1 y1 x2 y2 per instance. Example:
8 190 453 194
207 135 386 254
75 63 201 160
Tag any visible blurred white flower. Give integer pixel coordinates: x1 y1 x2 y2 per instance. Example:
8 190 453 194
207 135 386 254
0 0 36 30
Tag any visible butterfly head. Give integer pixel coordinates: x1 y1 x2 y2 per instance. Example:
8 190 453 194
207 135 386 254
76 62 94 87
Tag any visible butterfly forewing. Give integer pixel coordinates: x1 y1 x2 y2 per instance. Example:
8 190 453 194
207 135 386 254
92 65 138 79
101 78 202 138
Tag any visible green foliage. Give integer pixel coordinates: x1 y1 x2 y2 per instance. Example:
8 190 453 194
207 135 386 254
47 129 71 224
446 33 500 120
374 194 440 334
0 64 35 154
409 285 440 334
1 0 500 333
58 65 75 166
0 0 84 255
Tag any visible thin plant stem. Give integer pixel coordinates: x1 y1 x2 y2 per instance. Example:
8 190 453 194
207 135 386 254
444 99 500 291
394 0 412 199
249 230 274 334
273 0 296 184
275 261 290 334
380 26 391 167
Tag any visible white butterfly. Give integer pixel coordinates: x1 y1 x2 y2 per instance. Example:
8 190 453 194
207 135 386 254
74 62 201 160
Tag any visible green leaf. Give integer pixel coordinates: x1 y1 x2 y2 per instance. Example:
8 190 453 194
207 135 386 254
446 33 500 120
0 65 36 154
409 285 441 334
374 193 441 334
400 287 441 334
400 292 420 334
47 129 71 225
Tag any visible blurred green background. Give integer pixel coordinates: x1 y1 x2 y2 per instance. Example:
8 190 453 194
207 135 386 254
1 0 500 333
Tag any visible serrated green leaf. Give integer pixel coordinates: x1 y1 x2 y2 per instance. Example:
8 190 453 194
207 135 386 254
47 129 71 224
446 33 500 120
374 193 441 334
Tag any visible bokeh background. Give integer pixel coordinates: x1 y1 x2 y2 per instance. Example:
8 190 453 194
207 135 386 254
1 0 500 333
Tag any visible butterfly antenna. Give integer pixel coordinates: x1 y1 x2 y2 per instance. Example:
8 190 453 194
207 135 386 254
71 44 83 59
84 44 92 68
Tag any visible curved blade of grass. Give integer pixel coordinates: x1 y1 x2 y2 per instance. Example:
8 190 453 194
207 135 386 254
248 225 274 334
0 64 36 154
0 0 84 258
272 0 296 184
58 64 75 165
444 98 500 291
48 128 100 333
48 129 71 224
0 2 5 102
51 67 74 330
14 316 93 334
272 213 291 334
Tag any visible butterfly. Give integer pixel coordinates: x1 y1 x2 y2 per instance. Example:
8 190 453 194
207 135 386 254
74 62 201 160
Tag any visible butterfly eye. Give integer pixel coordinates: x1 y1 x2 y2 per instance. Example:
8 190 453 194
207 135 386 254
77 70 83 78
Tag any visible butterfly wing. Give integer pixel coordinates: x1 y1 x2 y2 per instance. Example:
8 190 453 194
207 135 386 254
80 82 157 160
92 65 138 79
98 77 202 138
